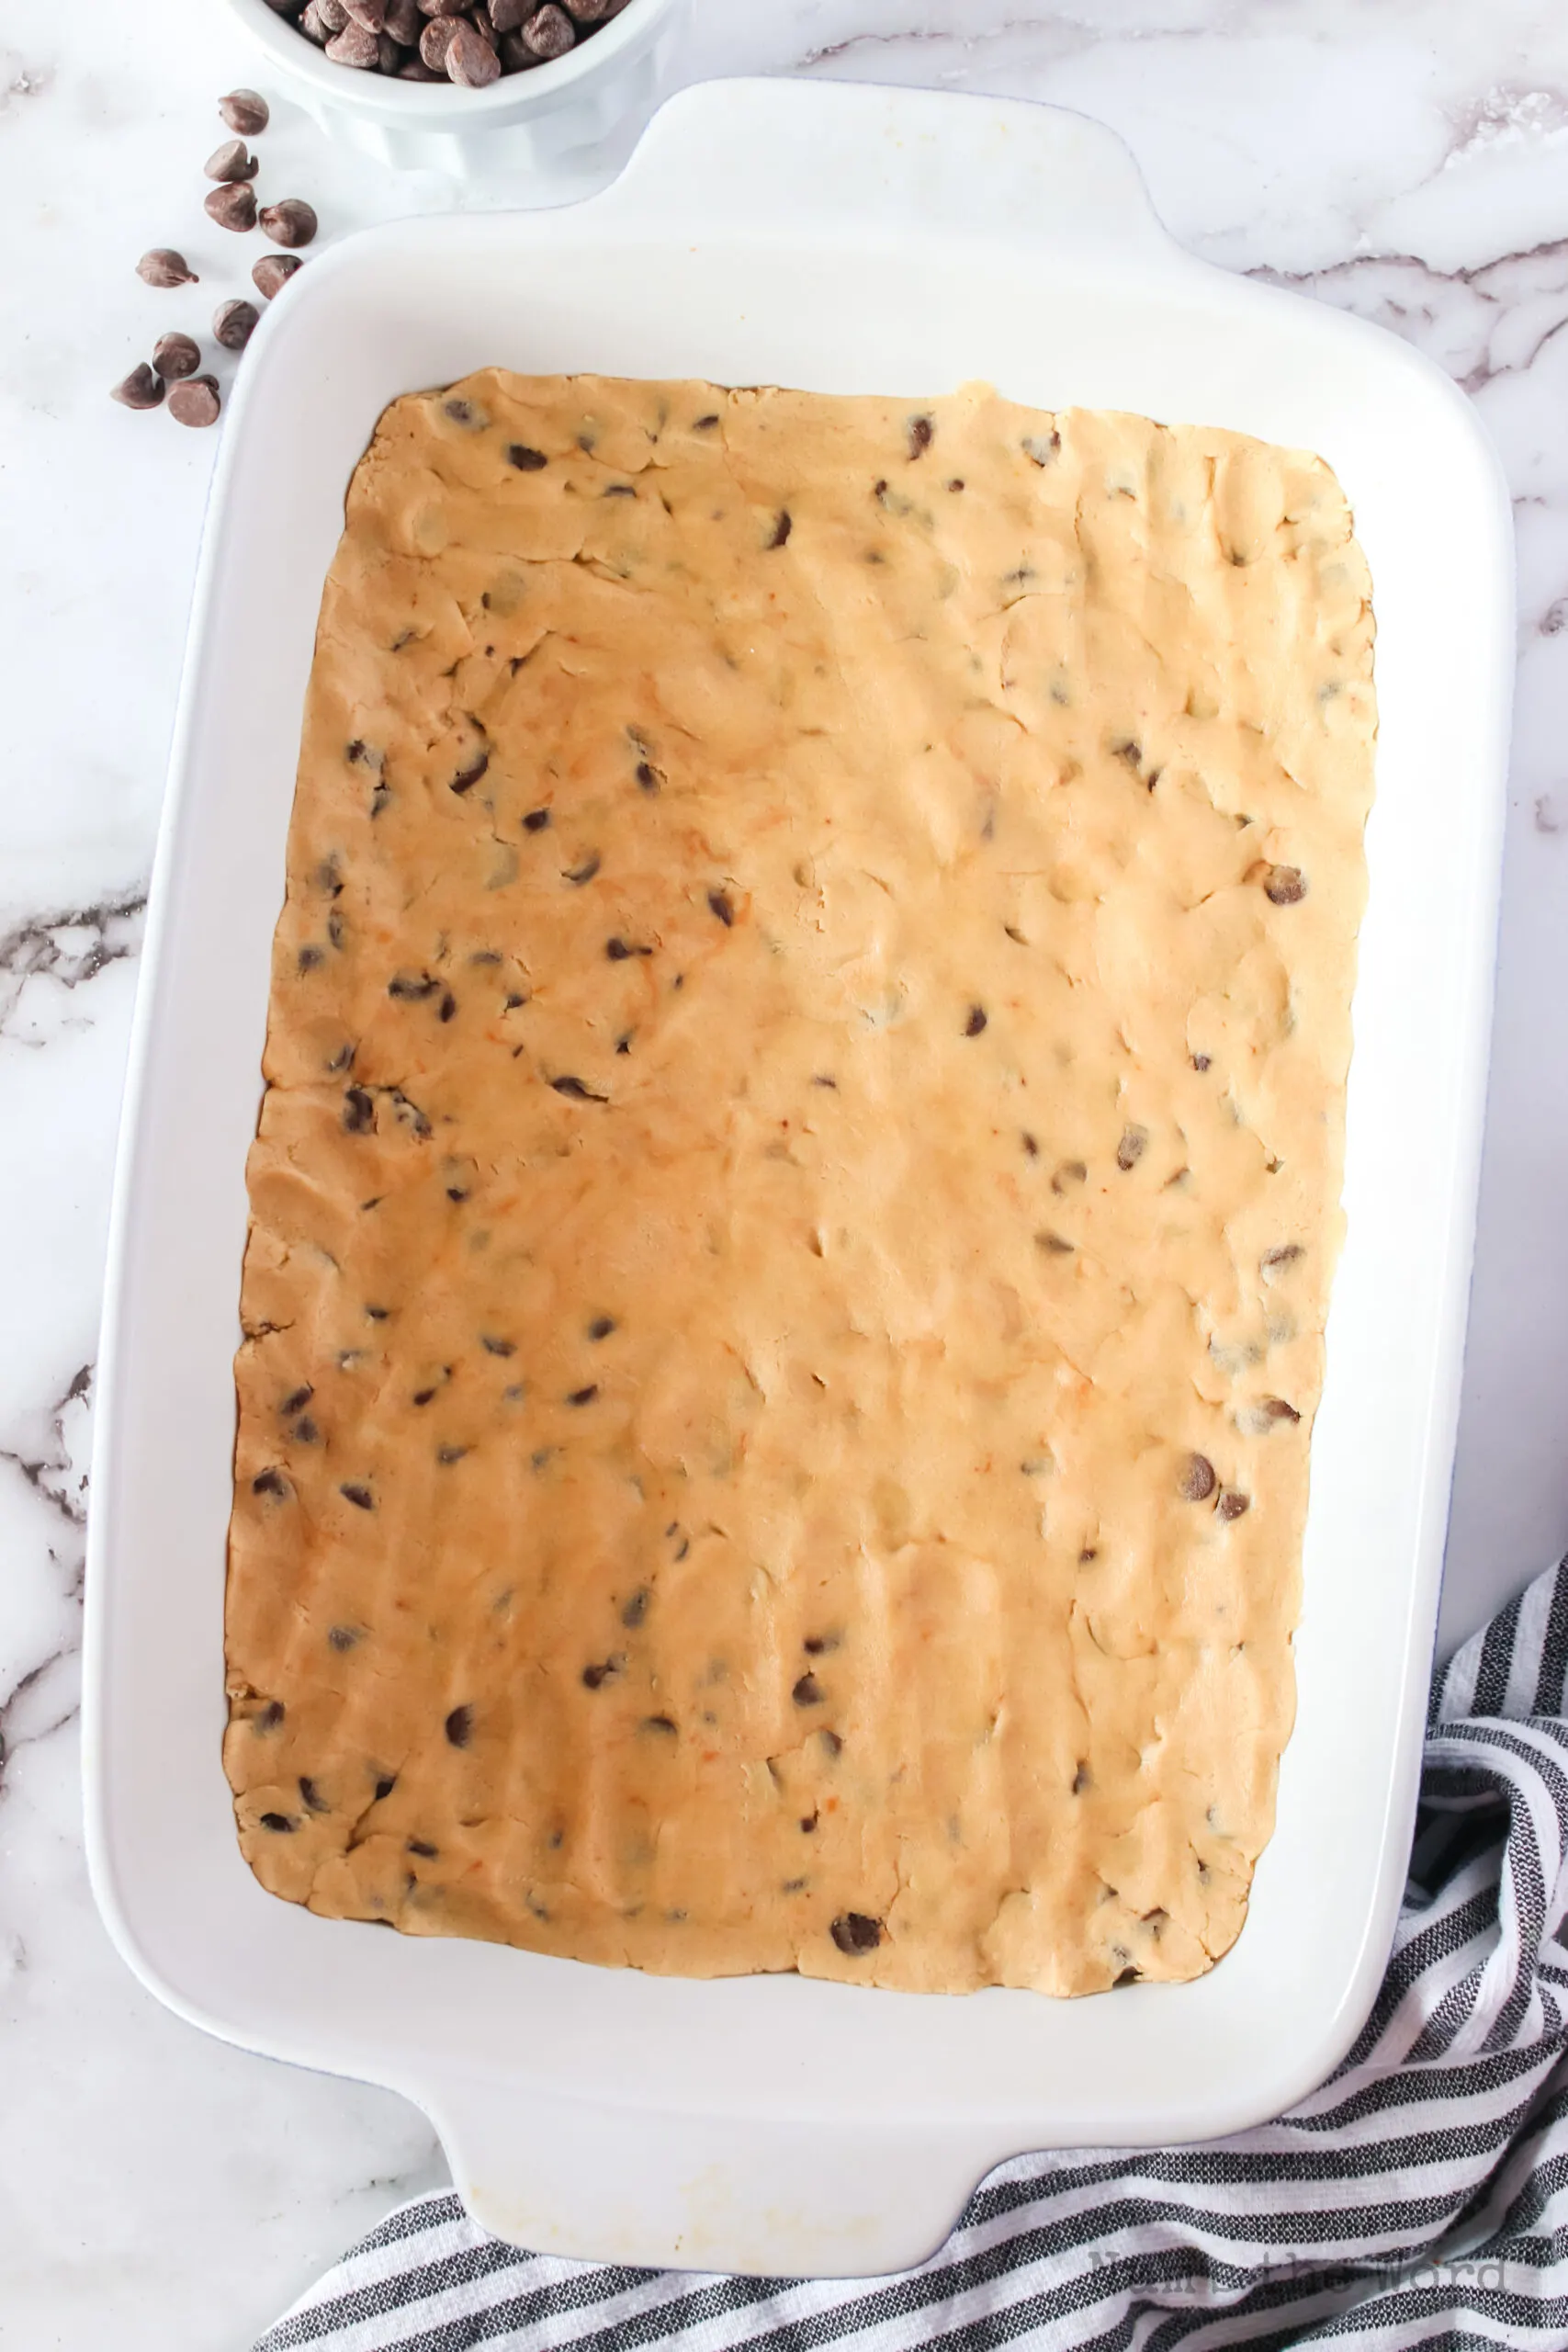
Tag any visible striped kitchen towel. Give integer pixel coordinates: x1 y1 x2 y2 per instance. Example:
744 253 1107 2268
258 1558 1568 2351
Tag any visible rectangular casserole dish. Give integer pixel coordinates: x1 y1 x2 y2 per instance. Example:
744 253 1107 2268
83 76 1514 2280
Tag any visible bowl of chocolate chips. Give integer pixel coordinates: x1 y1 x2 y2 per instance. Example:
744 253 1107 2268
228 0 690 176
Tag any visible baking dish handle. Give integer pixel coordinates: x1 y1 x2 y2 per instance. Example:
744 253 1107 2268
596 75 1174 265
426 2074 999 2278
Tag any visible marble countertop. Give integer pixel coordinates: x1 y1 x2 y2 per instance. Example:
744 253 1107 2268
4 1 1566 2340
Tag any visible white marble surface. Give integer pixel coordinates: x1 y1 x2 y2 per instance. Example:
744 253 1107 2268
4 0 1568 2340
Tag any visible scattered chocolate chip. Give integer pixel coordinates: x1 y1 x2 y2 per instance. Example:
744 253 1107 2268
947 477 965 492
566 1385 599 1407
412 1387 437 1407
259 198 318 249
1113 1966 1142 1987
635 761 660 793
299 1775 330 1813
1263 864 1308 905
343 1087 376 1136
564 852 602 886
1035 1230 1075 1256
507 444 548 472
1052 1160 1088 1193
1179 1453 1217 1503
830 1911 884 1954
549 1074 606 1101
258 1700 286 1730
111 363 164 411
340 1482 375 1510
252 1467 289 1498
1257 1396 1302 1425
206 180 257 232
213 299 260 350
766 510 792 549
259 1812 296 1833
439 991 457 1023
220 87 270 134
642 1713 678 1736
1116 1125 1148 1170
818 1728 843 1757
907 414 933 459
1217 1490 1251 1521
621 1587 650 1628
588 1316 615 1340
293 1416 320 1444
693 413 719 430
792 1673 824 1707
581 1658 621 1690
169 373 221 428
522 807 552 835
445 1704 473 1746
964 1004 987 1036
707 888 734 925
1021 1132 1039 1156
253 252 303 300
448 749 489 795
205 138 259 182
281 1385 314 1416
365 1305 390 1320
1190 1052 1213 1072
408 1838 439 1857
1260 1243 1303 1278
152 332 201 380
1072 1763 1091 1793
373 1773 397 1800
479 1335 514 1357
137 248 197 288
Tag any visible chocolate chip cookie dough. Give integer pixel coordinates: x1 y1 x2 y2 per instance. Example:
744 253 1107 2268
224 372 1376 1996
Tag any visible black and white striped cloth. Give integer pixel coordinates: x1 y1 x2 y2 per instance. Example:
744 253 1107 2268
258 1559 1568 2351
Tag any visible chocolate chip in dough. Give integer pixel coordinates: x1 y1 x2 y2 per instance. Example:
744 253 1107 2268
765 510 792 550
1262 864 1308 905
1178 1453 1217 1502
280 1385 313 1415
581 1657 622 1690
1190 1052 1213 1072
251 1467 289 1498
635 762 661 793
642 1714 678 1737
259 198 318 249
373 1773 397 1800
830 1911 884 1954
1217 1490 1251 1521
564 852 602 886
707 888 734 926
1116 1125 1147 1171
258 1700 286 1731
213 299 260 350
523 806 551 832
205 138 259 182
152 332 201 380
549 1074 606 1102
111 363 164 411
964 1004 987 1036
339 1482 375 1510
299 1775 331 1812
449 749 489 795
792 1673 824 1707
137 247 198 288
565 1385 599 1407
507 444 548 472
343 1086 375 1132
205 180 258 232
907 414 933 458
587 1316 615 1340
327 1625 358 1651
620 1587 649 1629
220 88 270 134
1072 1762 1091 1793
445 1704 473 1747
259 1812 296 1833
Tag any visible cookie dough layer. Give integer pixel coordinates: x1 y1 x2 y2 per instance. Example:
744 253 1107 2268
225 372 1375 1996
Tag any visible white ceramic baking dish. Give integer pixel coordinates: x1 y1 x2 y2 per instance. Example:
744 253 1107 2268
84 77 1513 2280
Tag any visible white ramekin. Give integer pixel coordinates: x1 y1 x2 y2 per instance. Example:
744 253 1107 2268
225 0 693 178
